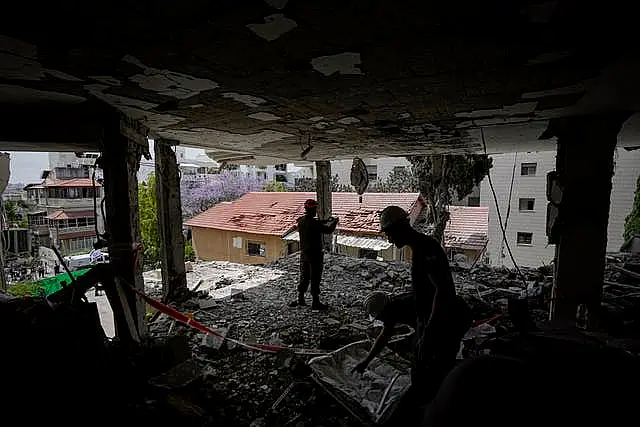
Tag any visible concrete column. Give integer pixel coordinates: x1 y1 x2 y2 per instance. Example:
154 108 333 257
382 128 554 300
315 160 333 252
154 139 188 301
546 114 630 327
101 112 147 337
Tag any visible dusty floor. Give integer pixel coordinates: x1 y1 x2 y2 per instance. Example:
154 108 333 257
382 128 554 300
138 253 546 426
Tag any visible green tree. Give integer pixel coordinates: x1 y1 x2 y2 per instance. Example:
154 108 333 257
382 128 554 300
138 175 160 267
624 174 640 241
379 166 418 193
408 154 492 244
263 180 288 192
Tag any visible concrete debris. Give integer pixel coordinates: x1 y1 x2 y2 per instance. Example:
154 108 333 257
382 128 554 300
142 252 640 425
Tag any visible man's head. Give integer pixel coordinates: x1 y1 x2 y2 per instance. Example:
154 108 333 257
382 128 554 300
363 291 390 318
304 199 318 216
379 205 411 248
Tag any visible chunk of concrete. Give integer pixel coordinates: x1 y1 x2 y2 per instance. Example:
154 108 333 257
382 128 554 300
199 328 229 351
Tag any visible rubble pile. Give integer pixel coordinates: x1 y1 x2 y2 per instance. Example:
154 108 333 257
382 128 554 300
141 253 640 425
144 253 555 425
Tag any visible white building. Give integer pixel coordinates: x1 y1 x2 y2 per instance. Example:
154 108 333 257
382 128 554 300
49 152 101 169
330 157 412 187
481 148 640 268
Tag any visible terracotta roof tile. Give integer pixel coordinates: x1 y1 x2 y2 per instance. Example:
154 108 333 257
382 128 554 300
185 192 419 236
444 206 488 250
47 210 96 220
44 178 100 188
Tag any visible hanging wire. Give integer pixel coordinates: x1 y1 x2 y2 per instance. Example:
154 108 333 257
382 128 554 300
480 127 528 289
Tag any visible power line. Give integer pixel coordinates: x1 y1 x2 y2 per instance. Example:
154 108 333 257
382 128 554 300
480 127 528 288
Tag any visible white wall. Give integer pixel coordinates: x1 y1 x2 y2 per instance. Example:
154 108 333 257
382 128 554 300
481 148 640 268
609 148 640 251
481 151 557 268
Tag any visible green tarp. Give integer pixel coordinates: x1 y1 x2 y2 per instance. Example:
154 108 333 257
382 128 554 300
35 268 91 296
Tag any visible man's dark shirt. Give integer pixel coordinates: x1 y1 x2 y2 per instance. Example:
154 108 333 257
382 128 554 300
375 293 418 329
297 215 336 258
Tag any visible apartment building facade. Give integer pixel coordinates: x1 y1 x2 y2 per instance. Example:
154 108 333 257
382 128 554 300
24 167 104 255
480 148 640 268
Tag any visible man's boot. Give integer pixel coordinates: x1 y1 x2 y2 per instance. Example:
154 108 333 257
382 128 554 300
311 297 328 311
289 293 307 307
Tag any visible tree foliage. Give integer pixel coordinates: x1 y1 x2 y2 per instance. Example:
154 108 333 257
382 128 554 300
293 175 350 192
138 175 160 266
3 200 28 228
181 171 266 218
624 174 640 241
367 166 418 193
263 181 288 192
408 154 492 243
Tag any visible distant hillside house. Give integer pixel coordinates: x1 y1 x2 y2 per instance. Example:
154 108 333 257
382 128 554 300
186 192 488 266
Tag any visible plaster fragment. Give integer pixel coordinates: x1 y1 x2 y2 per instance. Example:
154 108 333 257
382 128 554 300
90 76 121 86
337 116 360 125
248 112 281 121
247 14 297 42
223 92 267 107
122 55 219 99
311 53 363 76
85 84 158 110
398 112 411 120
159 128 293 151
309 116 325 122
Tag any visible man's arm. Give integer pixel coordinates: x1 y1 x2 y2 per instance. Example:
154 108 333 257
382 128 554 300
353 325 394 373
425 270 456 334
320 217 338 233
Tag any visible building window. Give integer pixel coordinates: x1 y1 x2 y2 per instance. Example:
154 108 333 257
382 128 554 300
275 164 287 172
520 163 537 176
247 241 266 257
519 198 535 211
275 174 288 183
517 232 533 245
366 165 378 181
256 171 267 180
467 196 480 207
359 248 378 259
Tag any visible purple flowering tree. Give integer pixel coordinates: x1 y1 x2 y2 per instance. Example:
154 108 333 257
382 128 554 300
181 171 266 218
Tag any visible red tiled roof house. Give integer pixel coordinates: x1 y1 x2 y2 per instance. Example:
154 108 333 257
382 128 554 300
185 192 488 265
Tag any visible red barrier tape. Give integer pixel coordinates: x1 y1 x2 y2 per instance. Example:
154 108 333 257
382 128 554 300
131 286 328 356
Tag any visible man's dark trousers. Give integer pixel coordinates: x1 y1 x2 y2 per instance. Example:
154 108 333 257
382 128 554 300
298 253 324 297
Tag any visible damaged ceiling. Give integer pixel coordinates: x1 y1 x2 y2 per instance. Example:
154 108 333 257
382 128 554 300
1 0 639 161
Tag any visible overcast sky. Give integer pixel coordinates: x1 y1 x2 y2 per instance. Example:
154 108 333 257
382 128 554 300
7 152 49 184
6 148 205 184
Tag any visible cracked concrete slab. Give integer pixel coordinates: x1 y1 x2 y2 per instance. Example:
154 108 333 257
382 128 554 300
311 53 363 76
